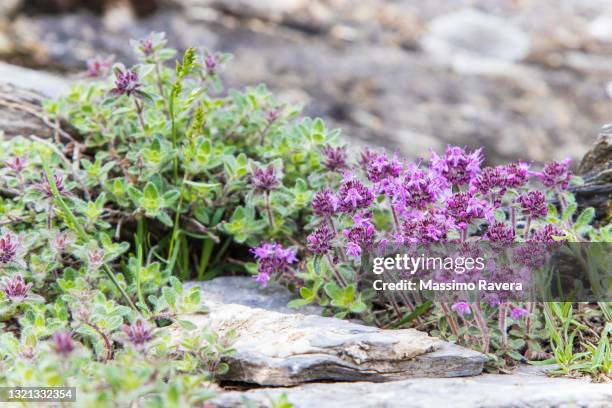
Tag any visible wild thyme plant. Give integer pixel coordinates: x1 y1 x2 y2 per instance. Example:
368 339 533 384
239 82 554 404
258 145 608 371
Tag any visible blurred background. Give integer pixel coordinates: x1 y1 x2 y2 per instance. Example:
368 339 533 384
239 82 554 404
2 0 612 165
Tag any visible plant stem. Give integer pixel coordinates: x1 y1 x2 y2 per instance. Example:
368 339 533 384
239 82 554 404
498 303 508 350
473 303 490 353
265 191 275 230
40 156 138 312
198 238 214 280
439 302 460 338
135 216 146 307
133 99 146 133
325 253 348 287
167 173 188 266
169 86 179 182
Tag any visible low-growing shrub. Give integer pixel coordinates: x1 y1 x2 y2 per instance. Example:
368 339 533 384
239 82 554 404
0 31 609 400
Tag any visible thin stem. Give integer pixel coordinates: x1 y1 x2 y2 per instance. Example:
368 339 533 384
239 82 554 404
133 98 146 133
325 253 348 287
473 303 490 353
198 238 214 280
135 216 146 308
265 191 275 230
40 156 138 312
511 207 517 235
389 200 400 233
498 303 508 350
525 301 535 336
524 216 531 240
168 173 188 265
439 302 460 338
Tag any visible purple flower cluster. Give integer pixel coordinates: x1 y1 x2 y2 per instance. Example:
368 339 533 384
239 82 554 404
431 146 482 186
517 191 547 219
0 232 25 267
251 242 297 287
535 159 571 190
6 156 26 173
530 224 563 243
485 222 515 244
52 331 75 355
204 52 219 75
342 213 376 258
123 319 153 347
307 223 335 254
451 301 471 317
337 175 375 212
312 188 339 217
361 150 402 183
250 165 280 193
445 192 489 231
470 162 530 205
322 145 348 172
400 210 449 243
37 172 67 198
401 165 443 210
110 68 141 97
85 55 113 78
1 274 32 303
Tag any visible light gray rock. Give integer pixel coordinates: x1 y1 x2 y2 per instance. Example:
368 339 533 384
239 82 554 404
0 62 70 98
187 276 322 315
0 64 71 138
213 366 612 408
171 298 485 386
421 9 530 63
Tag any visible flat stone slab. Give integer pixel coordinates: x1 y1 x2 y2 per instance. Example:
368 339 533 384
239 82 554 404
172 296 485 386
186 276 322 315
212 366 612 408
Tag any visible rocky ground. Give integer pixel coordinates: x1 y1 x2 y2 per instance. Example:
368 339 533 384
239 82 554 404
185 277 612 408
3 0 612 164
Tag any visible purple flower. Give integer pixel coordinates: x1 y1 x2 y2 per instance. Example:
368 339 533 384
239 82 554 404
85 55 113 78
338 175 375 212
6 156 26 173
346 241 362 258
445 192 489 230
307 223 335 254
250 242 297 287
139 38 154 56
1 274 32 303
52 332 75 355
110 68 141 97
510 305 529 320
204 52 219 75
51 232 73 255
402 165 443 210
470 166 507 204
512 244 548 269
517 191 547 219
400 210 450 243
361 150 402 183
451 302 471 317
87 248 104 272
266 109 281 124
530 224 563 243
431 146 482 186
0 232 25 268
535 159 572 190
312 188 339 217
322 145 348 173
123 319 153 347
36 172 67 198
343 213 376 258
485 222 515 243
505 162 531 189
250 165 280 193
